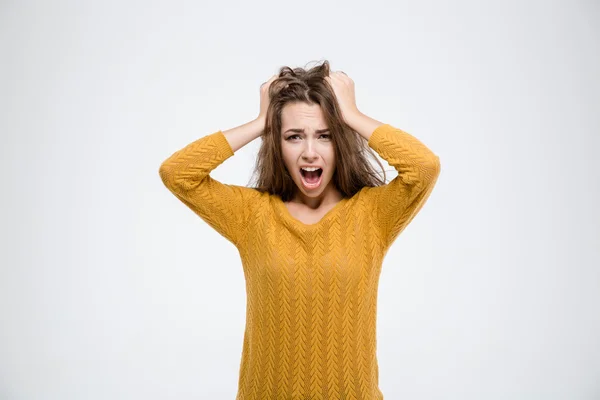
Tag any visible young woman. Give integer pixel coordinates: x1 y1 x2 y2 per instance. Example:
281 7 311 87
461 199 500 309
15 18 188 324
159 60 441 400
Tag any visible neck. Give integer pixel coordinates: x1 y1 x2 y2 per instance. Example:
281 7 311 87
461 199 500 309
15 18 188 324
290 185 343 210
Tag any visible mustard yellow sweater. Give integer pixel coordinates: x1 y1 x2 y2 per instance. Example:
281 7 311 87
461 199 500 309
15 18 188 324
159 123 441 399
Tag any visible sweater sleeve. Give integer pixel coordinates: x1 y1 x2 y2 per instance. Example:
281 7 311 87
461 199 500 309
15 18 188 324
364 123 441 249
158 130 258 248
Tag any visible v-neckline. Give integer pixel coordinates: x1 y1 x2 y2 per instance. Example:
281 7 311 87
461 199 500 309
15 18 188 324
274 195 350 230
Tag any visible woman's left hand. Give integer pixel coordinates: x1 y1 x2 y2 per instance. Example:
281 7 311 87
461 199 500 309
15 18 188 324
325 71 361 125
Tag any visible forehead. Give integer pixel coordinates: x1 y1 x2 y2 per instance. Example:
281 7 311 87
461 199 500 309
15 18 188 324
281 102 326 129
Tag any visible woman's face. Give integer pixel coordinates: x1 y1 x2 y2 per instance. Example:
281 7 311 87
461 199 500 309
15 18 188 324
280 102 337 199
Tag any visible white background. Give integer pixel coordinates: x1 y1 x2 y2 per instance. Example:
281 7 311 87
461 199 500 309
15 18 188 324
1 1 599 399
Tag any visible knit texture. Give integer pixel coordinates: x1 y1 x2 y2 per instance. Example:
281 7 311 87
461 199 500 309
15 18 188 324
159 123 441 399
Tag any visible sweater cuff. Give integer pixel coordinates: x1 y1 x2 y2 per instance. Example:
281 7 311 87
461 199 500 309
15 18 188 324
213 130 235 158
367 123 393 149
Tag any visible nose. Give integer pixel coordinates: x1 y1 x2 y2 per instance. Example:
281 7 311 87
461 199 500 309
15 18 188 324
301 140 319 161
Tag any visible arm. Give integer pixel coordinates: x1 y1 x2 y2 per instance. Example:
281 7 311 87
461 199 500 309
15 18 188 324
348 112 442 249
158 118 264 247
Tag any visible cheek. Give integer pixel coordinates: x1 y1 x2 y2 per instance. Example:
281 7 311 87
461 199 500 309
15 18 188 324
281 142 294 157
281 153 297 176
326 151 336 173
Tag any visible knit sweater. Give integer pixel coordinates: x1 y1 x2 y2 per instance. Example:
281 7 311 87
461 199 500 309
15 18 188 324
159 123 441 399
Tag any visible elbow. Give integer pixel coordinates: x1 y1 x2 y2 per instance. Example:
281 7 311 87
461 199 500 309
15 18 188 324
431 154 441 174
421 155 441 186
158 163 175 189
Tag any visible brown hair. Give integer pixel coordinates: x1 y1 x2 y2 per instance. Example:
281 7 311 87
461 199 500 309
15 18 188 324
248 59 388 202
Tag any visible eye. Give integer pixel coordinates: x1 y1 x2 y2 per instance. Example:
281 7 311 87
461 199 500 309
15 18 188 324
285 133 331 141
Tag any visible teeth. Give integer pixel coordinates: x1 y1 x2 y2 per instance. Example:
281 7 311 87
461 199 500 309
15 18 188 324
301 167 321 172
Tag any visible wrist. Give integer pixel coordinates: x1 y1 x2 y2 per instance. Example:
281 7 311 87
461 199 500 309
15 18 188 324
345 110 364 127
254 116 266 130
345 111 385 141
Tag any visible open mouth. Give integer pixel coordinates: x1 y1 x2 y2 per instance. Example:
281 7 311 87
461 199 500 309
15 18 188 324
300 168 323 185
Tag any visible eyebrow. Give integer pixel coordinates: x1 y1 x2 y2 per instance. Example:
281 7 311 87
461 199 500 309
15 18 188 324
283 128 330 134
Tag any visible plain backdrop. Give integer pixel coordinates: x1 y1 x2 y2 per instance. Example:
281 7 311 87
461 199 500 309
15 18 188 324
1 1 599 399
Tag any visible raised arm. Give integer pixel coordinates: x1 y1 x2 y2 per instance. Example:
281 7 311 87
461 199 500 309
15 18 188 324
158 118 265 248
325 72 441 249
349 113 441 249
159 75 278 247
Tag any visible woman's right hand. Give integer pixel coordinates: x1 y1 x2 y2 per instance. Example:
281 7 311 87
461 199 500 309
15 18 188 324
257 74 278 124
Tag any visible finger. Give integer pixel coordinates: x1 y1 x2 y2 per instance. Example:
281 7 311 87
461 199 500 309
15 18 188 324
261 75 278 87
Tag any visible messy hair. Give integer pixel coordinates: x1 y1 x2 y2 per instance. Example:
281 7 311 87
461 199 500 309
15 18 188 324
248 59 387 202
